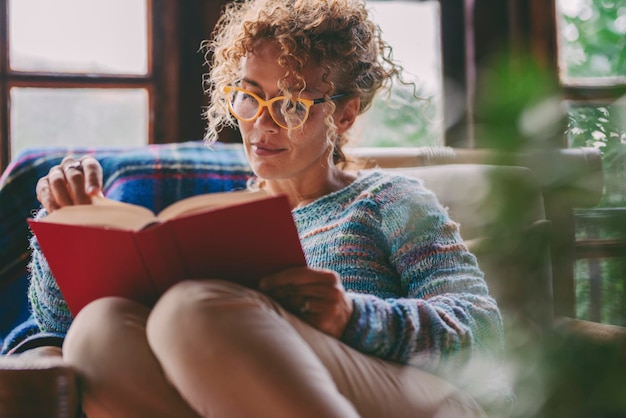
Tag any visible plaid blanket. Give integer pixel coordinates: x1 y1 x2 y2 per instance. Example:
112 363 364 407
0 141 252 348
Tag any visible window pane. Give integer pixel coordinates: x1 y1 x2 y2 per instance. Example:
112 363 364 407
575 257 626 326
351 1 443 147
556 0 626 84
10 88 149 157
566 99 626 207
9 0 148 74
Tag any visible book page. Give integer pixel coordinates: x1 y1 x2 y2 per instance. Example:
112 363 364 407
156 189 270 221
36 190 272 231
40 196 158 231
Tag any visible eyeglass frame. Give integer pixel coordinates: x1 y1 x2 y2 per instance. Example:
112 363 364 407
223 86 348 129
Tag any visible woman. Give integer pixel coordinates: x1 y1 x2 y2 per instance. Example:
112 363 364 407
20 0 506 416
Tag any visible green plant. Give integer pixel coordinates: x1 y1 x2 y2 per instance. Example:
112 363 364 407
567 103 626 207
559 0 626 79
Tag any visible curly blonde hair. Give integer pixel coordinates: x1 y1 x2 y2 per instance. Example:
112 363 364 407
202 0 402 165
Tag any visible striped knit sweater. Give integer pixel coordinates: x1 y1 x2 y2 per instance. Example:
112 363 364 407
27 169 503 373
294 170 504 372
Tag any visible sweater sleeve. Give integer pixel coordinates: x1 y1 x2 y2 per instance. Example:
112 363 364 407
27 209 73 337
340 182 504 372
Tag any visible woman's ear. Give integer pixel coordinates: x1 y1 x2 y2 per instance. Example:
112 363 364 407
335 97 360 135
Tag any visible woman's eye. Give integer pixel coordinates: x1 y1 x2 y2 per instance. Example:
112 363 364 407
240 92 255 101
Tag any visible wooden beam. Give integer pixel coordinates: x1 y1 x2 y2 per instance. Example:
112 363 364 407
152 0 181 144
440 0 472 148
0 0 9 172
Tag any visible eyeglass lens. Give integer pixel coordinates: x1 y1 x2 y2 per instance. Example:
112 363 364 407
228 90 308 127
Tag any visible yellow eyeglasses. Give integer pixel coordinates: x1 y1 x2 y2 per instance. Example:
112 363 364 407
224 86 347 129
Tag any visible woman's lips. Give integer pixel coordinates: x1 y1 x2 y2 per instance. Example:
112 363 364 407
251 144 285 156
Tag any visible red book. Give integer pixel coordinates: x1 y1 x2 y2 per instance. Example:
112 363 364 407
27 191 306 316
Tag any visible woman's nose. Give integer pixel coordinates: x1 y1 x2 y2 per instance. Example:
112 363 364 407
254 106 279 130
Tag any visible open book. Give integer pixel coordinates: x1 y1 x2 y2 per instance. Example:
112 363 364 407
28 190 306 316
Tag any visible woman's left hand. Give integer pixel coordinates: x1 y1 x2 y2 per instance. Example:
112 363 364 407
259 267 353 338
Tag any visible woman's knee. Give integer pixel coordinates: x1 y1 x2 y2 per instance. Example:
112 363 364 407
63 297 149 363
159 279 265 308
146 280 276 353
150 280 269 324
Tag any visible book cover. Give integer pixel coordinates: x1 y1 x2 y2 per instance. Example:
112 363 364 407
27 192 306 315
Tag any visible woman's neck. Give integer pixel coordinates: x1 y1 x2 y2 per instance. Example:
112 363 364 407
262 168 357 209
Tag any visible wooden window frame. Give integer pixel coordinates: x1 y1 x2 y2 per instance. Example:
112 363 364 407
0 0 183 171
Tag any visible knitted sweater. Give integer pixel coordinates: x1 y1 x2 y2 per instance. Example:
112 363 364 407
26 169 503 373
293 170 504 372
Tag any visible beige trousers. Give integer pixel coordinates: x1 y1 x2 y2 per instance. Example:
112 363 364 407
63 280 485 418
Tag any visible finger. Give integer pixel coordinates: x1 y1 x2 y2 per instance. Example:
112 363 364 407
275 294 308 314
61 159 91 205
297 297 338 316
274 295 330 317
262 283 299 299
269 284 346 318
46 164 75 208
36 177 61 213
79 156 104 196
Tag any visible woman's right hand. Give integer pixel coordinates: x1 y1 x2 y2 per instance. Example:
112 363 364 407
36 156 104 213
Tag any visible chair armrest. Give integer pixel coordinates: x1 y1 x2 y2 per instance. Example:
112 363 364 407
554 316 626 346
0 355 79 418
346 146 604 209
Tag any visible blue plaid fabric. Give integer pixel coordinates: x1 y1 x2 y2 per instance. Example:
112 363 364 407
0 141 252 351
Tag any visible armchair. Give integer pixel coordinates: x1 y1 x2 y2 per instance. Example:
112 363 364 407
0 141 618 418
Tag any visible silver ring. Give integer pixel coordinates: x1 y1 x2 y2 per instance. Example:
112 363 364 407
300 300 310 314
67 161 83 171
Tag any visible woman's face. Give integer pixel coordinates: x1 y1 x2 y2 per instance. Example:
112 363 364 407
236 40 345 183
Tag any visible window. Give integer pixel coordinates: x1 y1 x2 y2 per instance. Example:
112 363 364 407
0 0 182 171
556 0 626 326
352 1 444 148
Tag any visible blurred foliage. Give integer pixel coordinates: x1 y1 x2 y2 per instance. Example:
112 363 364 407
559 0 626 79
474 53 563 152
538 329 626 418
507 322 626 418
562 0 626 330
568 102 626 207
560 0 626 207
467 7 626 415
354 81 441 147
